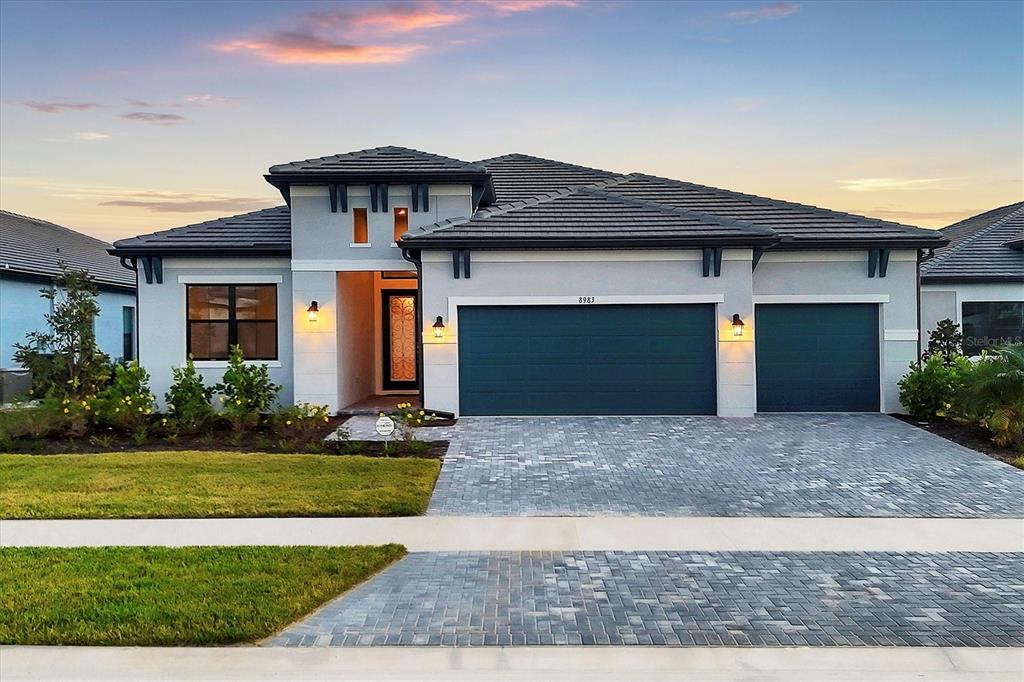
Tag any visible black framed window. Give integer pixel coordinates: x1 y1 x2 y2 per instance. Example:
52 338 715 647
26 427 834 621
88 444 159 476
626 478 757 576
962 301 1024 355
186 284 277 360
122 306 135 361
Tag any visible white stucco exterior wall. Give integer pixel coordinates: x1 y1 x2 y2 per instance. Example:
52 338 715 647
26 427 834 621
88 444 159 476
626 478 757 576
419 249 757 417
136 258 293 409
752 250 919 414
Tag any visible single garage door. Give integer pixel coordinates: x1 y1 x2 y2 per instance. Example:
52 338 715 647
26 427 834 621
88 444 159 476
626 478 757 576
458 304 716 416
756 303 880 412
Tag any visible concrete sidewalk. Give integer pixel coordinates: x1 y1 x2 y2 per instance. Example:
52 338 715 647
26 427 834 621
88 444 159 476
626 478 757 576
2 645 1020 681
2 516 1022 552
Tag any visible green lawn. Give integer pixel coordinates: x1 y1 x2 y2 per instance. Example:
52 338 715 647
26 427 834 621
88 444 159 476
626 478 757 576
0 451 440 519
0 545 405 645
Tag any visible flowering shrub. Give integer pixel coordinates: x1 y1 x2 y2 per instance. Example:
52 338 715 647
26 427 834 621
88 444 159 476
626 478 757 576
270 402 332 451
898 354 969 420
388 402 435 441
95 362 155 431
46 394 94 438
214 345 280 434
166 356 215 434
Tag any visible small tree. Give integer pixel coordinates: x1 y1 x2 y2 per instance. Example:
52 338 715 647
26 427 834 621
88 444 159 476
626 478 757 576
925 318 964 364
165 356 215 434
12 268 111 398
214 345 280 434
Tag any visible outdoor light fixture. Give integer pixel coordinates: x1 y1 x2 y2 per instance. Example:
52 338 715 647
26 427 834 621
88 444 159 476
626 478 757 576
307 300 319 323
432 315 446 338
731 313 745 337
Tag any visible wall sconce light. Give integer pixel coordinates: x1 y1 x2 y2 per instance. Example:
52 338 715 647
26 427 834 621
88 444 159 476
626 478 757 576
731 313 745 337
307 300 319 323
432 315 446 338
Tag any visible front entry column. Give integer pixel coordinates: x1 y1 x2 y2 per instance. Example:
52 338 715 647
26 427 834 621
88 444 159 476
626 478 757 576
292 271 339 411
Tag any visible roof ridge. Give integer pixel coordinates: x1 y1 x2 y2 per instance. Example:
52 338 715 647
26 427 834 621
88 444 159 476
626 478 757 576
475 152 623 178
926 203 1024 270
112 205 287 247
627 172 935 236
270 146 483 172
580 185 778 236
940 201 1024 235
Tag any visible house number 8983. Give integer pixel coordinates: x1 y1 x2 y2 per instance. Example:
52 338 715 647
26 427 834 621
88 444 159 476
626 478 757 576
578 296 596 304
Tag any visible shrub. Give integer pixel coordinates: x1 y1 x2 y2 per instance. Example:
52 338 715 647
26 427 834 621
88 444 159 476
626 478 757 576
12 268 111 398
214 346 280 434
269 402 331 451
389 402 431 441
956 345 1024 451
0 403 54 447
95 362 155 432
166 357 215 434
44 394 94 438
898 354 968 420
925 318 964 364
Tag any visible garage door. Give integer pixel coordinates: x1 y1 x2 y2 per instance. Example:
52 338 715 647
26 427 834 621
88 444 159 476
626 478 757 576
458 304 716 416
756 303 880 412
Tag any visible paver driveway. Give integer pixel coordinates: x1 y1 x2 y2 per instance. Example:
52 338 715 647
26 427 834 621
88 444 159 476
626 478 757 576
427 414 1024 517
268 550 1024 648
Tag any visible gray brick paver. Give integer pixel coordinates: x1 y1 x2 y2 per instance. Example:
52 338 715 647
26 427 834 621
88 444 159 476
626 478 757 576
266 551 1024 648
425 414 1024 517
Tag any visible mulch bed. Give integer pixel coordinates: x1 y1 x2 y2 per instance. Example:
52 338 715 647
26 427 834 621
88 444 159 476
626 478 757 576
893 414 1022 467
2 415 447 459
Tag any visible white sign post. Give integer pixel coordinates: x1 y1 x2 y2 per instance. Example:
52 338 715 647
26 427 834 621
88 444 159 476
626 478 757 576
375 416 396 455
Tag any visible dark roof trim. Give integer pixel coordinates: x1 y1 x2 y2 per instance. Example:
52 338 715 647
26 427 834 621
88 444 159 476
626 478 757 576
109 247 291 258
921 274 1024 284
401 234 781 250
772 236 949 250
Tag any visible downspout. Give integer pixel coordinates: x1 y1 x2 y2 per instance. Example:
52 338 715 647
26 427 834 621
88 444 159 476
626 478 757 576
401 246 425 410
916 247 936 363
118 257 139 362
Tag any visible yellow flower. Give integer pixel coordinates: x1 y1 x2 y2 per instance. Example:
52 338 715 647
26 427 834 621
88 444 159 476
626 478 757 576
286 420 292 426
235 400 242 405
219 395 225 402
84 405 91 411
145 409 152 414
63 408 69 414
323 416 329 423
379 412 385 417
137 407 143 412
419 410 425 416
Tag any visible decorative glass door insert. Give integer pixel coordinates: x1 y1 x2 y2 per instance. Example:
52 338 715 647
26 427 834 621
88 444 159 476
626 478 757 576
382 291 418 389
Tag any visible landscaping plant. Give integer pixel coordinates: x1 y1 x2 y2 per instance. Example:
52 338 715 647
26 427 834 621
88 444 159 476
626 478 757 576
955 344 1024 451
12 268 111 399
214 345 280 434
95 361 155 432
924 318 964 364
270 402 332 451
898 354 969 420
165 356 215 434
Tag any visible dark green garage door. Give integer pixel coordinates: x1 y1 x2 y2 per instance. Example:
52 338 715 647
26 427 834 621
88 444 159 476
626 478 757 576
458 304 716 416
756 304 880 412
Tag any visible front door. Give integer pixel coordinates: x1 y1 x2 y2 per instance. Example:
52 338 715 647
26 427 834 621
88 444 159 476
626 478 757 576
382 290 419 390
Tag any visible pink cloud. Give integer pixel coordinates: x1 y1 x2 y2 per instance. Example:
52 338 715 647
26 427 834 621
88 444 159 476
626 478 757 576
214 0 581 66
478 0 579 15
23 100 97 113
217 34 425 65
121 112 186 125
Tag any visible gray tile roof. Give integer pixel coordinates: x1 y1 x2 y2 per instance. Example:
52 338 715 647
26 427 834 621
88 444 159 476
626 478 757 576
403 183 777 247
269 146 485 175
607 174 943 246
477 154 624 205
110 206 291 256
921 201 1024 282
113 147 948 254
1 210 135 290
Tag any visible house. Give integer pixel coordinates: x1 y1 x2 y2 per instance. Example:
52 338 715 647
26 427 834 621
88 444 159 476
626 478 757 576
921 202 1023 355
110 146 945 417
1 210 137 369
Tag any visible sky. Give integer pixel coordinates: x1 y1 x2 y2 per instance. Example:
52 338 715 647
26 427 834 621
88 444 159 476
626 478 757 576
0 0 1021 243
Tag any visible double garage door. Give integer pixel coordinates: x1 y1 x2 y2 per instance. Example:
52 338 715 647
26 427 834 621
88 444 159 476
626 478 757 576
457 303 880 416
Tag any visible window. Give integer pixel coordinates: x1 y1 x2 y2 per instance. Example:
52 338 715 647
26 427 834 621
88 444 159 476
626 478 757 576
352 208 368 244
187 285 277 360
122 306 135 361
962 301 1024 355
394 207 408 243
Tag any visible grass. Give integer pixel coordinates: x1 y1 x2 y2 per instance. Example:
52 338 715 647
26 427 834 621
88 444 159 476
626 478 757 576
0 545 405 645
0 451 440 519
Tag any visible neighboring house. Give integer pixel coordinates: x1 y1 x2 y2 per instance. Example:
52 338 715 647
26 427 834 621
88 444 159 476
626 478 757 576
0 210 137 368
111 146 945 417
921 202 1024 355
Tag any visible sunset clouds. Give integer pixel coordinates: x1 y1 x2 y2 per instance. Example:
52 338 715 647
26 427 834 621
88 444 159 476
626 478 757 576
23 100 97 113
214 0 578 65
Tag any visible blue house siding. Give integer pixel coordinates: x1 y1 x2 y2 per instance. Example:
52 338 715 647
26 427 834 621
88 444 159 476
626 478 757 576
0 275 136 368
